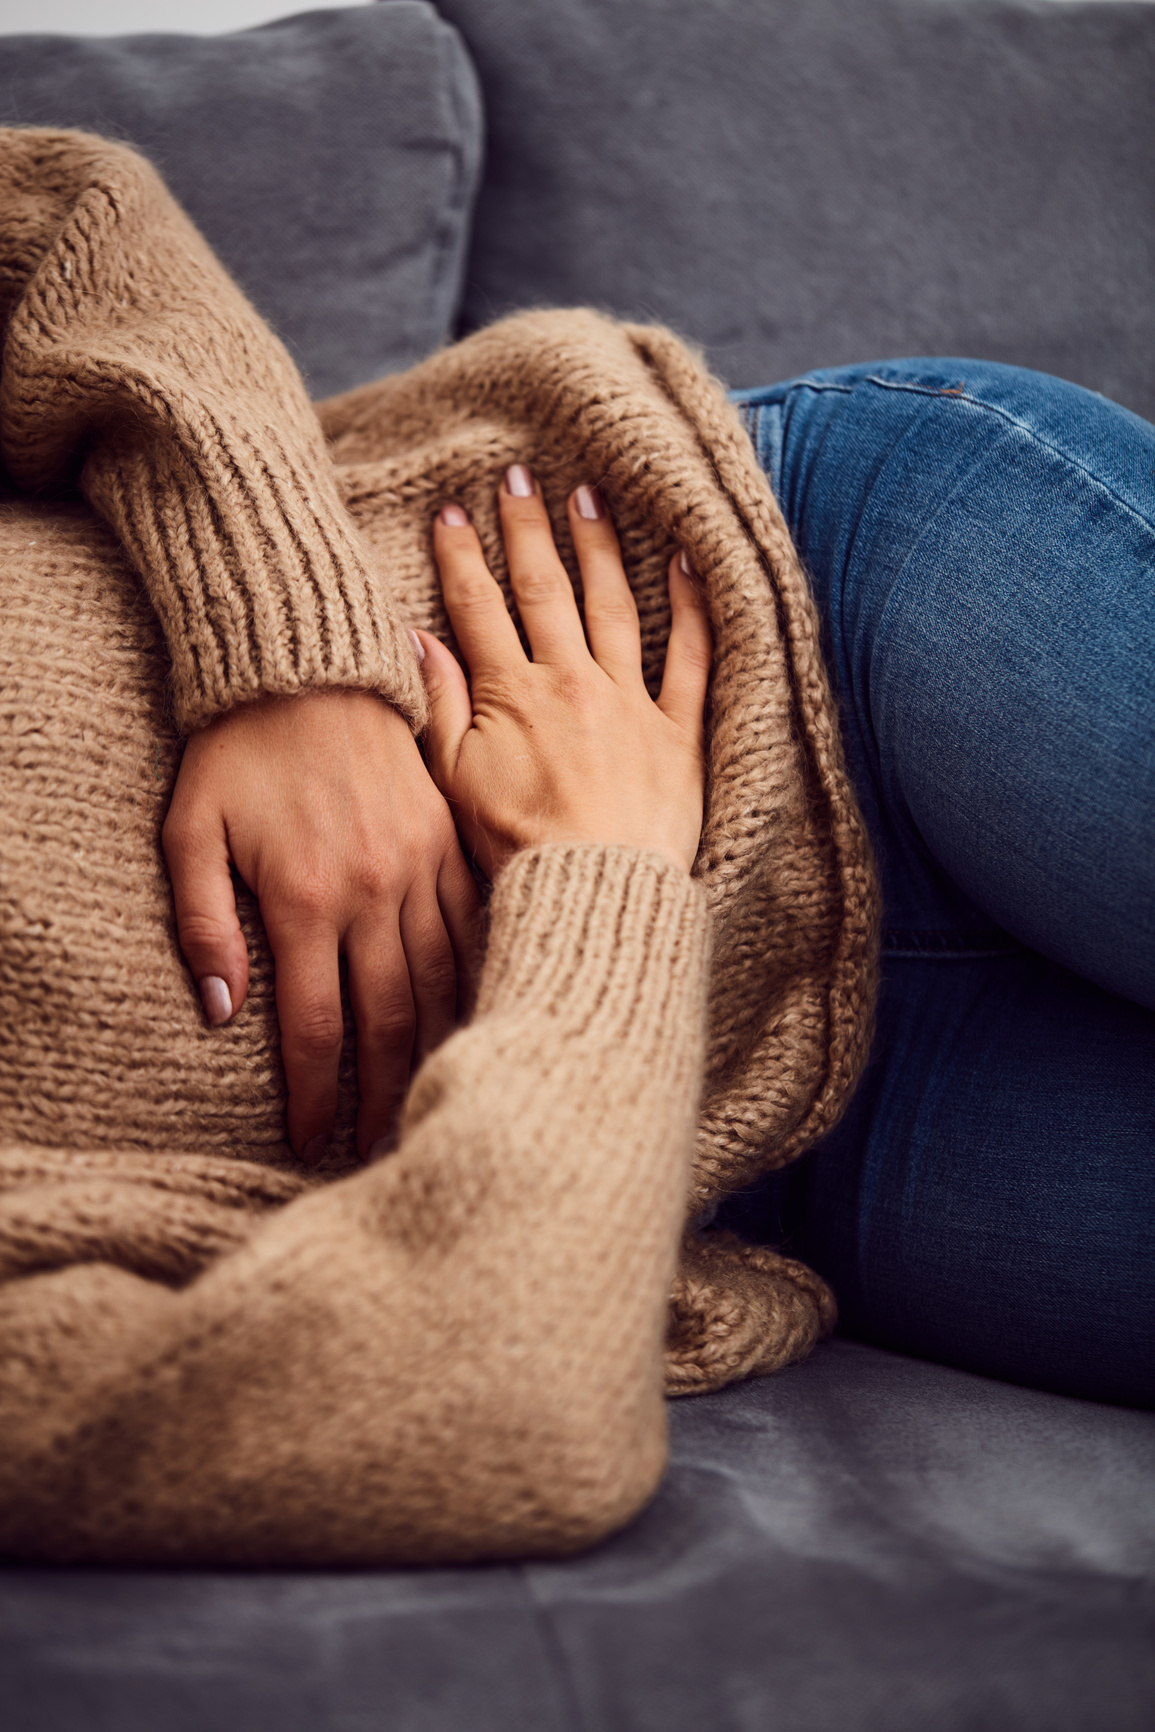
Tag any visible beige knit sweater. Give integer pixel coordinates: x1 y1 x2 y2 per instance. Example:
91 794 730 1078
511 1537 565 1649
0 131 878 1563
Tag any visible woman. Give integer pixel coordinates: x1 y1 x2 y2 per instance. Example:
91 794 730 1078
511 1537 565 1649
2 127 838 1561
0 128 1150 1565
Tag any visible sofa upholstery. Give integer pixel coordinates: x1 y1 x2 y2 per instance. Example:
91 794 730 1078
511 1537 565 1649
0 3 1152 1726
0 2 482 396
4 1341 1154 1730
440 0 1155 421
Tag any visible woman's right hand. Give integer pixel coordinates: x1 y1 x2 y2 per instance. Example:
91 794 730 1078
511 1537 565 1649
416 465 711 878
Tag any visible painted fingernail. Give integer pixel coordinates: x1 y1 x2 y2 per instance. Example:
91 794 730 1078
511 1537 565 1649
505 463 535 498
301 1134 328 1166
679 551 696 579
199 976 232 1026
439 502 469 527
574 484 604 521
407 627 426 663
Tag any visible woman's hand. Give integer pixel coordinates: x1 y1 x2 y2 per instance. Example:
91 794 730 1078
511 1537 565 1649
417 466 711 877
163 692 480 1164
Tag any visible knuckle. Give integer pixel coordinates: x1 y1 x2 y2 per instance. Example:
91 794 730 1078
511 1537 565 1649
452 573 501 611
348 852 398 903
517 567 567 605
288 1005 345 1060
279 872 336 925
483 670 533 717
353 821 456 898
419 953 458 1005
589 596 638 628
176 911 233 951
361 998 416 1050
551 667 596 711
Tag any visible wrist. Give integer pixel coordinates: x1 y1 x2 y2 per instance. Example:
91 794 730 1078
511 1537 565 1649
479 843 706 1020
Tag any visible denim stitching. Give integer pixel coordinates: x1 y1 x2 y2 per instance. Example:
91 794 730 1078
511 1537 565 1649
732 380 855 403
862 375 1155 537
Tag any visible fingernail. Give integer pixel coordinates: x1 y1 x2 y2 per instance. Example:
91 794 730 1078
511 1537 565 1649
679 550 696 580
505 463 534 498
199 976 232 1026
574 483 604 521
439 502 469 527
407 627 425 663
301 1134 328 1166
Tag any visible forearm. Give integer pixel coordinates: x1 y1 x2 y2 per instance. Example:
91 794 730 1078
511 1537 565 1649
0 846 707 1564
0 127 425 732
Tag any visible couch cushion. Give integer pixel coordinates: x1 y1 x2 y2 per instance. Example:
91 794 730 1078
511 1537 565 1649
2 1341 1153 1730
437 0 1155 421
0 2 482 397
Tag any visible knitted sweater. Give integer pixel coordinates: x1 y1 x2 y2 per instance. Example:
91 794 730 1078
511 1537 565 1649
0 131 878 1563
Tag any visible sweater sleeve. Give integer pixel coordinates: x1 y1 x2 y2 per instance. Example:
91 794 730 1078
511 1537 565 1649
0 128 427 733
0 846 708 1565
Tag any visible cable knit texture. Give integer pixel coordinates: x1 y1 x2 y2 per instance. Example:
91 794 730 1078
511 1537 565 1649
0 131 880 1562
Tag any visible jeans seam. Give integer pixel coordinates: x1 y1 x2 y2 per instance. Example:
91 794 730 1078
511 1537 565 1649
737 381 855 409
862 375 1155 537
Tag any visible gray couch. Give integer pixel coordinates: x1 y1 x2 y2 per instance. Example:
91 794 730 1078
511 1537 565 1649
1 4 1153 1727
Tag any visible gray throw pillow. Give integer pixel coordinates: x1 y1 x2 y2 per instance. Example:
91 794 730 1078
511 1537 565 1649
437 0 1155 423
0 3 483 397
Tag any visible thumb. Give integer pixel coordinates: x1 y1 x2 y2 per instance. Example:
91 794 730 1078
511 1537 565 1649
657 551 712 739
162 815 251 1026
412 629 472 789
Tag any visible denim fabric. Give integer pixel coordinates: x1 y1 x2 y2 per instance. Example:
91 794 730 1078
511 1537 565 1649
727 361 1155 1408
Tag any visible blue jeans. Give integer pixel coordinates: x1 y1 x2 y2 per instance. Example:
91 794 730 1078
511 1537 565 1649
725 360 1155 1409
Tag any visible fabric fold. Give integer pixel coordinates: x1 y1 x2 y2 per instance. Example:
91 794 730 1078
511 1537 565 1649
0 847 709 1564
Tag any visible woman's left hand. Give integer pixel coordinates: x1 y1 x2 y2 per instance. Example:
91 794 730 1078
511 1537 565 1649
162 691 481 1164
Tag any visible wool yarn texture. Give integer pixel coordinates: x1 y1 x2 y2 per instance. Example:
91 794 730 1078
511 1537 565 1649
0 131 878 1561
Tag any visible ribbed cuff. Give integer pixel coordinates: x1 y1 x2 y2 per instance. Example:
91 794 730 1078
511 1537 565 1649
478 844 707 1047
83 430 429 736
